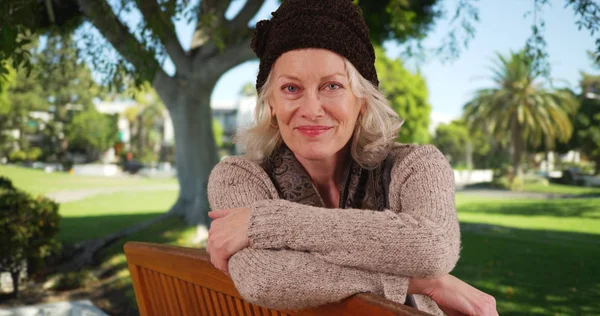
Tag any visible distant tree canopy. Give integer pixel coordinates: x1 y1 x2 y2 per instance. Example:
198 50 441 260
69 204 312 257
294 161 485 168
374 46 431 144
463 50 578 176
66 108 118 159
570 72 600 174
432 119 498 170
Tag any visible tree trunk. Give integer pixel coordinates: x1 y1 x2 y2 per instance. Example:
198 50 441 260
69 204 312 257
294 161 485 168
160 79 220 227
10 270 19 298
511 114 524 177
595 154 600 175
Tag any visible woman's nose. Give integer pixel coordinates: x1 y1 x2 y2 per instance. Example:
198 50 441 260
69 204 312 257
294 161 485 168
299 91 324 121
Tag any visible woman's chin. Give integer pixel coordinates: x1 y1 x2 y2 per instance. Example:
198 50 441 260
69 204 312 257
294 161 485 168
291 143 342 161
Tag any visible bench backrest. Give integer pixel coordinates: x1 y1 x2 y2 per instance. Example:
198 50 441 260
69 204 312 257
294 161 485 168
124 241 430 316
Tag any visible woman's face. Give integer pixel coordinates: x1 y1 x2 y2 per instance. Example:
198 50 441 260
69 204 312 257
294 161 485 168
269 49 363 162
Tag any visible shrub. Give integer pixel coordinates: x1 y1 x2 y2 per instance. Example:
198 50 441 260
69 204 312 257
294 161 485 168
0 176 14 190
0 187 61 298
27 147 43 161
8 150 26 163
492 175 525 191
53 270 97 291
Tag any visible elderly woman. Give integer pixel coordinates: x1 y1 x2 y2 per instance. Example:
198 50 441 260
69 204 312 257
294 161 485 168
206 0 497 315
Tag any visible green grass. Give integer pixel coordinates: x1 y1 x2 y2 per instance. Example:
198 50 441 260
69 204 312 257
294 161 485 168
0 165 177 195
455 194 600 315
521 183 600 196
58 190 179 243
456 194 600 235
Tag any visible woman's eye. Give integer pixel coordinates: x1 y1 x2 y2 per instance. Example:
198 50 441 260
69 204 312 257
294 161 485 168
327 83 340 90
284 85 298 93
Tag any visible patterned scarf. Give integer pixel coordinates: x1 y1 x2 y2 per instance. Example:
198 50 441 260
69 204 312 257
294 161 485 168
261 144 391 210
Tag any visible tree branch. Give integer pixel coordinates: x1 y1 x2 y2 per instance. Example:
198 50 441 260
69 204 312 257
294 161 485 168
193 36 256 79
229 0 265 30
200 0 232 22
136 0 192 76
77 0 161 80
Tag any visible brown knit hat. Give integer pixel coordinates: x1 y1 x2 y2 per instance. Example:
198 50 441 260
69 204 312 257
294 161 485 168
251 0 378 92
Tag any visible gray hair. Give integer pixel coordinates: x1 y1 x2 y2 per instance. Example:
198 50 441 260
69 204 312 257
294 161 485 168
234 58 403 169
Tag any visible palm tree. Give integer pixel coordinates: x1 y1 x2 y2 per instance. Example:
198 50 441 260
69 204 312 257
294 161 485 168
463 51 578 177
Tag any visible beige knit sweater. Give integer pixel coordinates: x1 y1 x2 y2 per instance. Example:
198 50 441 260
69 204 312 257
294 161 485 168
207 143 461 315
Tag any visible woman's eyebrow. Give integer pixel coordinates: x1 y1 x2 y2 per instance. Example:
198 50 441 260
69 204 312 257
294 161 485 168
321 73 346 80
277 74 301 81
277 72 346 81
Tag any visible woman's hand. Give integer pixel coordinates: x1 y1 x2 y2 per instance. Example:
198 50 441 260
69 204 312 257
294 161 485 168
207 207 251 276
409 274 498 316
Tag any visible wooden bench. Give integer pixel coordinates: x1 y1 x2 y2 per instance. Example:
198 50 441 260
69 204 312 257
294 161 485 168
124 241 431 315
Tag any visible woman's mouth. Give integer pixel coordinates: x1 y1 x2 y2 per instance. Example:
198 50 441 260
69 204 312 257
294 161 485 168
295 125 333 137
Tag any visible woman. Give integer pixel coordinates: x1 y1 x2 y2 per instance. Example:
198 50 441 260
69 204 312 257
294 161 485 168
207 0 497 315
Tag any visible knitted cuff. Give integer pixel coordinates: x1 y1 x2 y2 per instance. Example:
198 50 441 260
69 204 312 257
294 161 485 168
247 200 289 249
380 273 409 305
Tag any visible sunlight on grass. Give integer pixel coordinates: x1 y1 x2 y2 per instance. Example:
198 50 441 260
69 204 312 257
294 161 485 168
0 165 177 195
521 183 600 195
456 195 600 235
455 195 600 315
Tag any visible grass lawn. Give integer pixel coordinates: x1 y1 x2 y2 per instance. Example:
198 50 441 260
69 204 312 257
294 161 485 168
0 165 177 195
455 194 600 315
521 183 600 196
58 190 179 243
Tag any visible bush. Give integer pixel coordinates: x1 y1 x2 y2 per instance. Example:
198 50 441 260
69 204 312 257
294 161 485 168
0 176 14 190
8 150 26 163
522 174 550 186
0 187 61 297
492 175 524 191
27 147 43 161
53 270 97 291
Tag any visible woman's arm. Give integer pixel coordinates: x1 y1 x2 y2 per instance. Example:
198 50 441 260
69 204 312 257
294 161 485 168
228 247 406 310
207 161 410 310
211 145 460 278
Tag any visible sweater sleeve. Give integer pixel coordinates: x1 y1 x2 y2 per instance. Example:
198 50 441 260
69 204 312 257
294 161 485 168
207 158 411 309
246 145 461 278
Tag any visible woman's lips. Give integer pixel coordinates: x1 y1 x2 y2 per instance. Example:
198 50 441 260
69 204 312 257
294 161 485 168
295 125 333 137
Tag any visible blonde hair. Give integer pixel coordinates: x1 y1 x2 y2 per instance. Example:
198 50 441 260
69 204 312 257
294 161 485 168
234 58 403 169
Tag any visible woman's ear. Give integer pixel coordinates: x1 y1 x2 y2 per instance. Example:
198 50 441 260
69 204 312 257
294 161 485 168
360 99 367 115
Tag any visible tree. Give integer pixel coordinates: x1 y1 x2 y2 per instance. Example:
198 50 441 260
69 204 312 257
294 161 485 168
570 73 600 174
66 107 118 161
37 34 102 162
463 51 578 177
239 82 257 97
374 46 431 144
432 119 492 169
2 1 599 227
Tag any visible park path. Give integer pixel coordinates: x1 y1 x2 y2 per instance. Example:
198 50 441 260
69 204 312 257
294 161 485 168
45 184 179 203
457 188 599 199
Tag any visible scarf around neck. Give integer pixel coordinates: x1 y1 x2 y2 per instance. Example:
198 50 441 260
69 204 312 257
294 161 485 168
261 144 392 210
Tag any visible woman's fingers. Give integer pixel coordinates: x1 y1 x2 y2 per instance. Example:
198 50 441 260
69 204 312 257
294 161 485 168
419 274 497 316
208 209 230 219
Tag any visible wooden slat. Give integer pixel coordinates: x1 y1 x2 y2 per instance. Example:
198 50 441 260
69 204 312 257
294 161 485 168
184 280 202 316
242 301 254 316
225 294 238 316
234 296 247 316
203 287 217 315
211 289 224 316
127 264 150 316
194 284 209 315
144 268 166 316
151 270 170 316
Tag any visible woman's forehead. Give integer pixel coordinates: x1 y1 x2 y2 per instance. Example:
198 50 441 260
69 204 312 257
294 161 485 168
273 49 347 79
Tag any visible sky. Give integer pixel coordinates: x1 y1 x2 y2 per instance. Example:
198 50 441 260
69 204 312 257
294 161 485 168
164 0 596 126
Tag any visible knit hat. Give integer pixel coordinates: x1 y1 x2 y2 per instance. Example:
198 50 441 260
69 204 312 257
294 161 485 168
251 0 378 92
